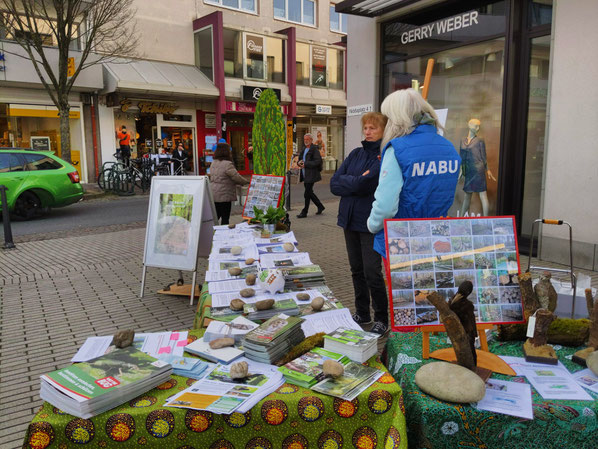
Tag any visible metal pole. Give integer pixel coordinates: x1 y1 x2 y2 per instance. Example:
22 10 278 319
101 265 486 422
0 185 16 249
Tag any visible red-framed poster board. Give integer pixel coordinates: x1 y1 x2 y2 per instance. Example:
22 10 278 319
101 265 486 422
384 216 525 332
242 174 285 220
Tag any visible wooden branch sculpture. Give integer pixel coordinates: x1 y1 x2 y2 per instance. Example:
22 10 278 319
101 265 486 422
448 281 477 366
523 308 558 364
520 272 540 319
573 288 598 365
427 290 475 371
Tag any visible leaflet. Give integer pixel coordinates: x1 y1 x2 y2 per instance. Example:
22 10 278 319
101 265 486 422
209 243 259 261
208 279 263 294
572 368 598 394
208 260 255 271
499 355 567 375
520 366 593 401
254 232 297 245
71 336 113 362
258 244 299 254
205 265 260 282
260 252 312 268
475 379 533 419
301 308 362 337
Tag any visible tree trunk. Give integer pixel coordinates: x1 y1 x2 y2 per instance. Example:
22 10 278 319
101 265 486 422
585 288 594 320
530 309 556 347
59 105 72 163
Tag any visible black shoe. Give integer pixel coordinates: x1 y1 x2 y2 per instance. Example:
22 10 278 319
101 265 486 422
370 321 389 336
316 206 325 215
296 213 307 218
352 313 372 325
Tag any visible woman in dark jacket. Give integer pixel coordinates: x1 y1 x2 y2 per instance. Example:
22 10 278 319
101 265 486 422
330 112 389 335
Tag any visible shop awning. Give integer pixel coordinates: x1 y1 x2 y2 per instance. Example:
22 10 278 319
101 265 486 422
335 0 423 17
103 59 219 98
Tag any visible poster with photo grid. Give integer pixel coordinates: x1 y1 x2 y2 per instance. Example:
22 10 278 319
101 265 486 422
384 216 525 331
242 174 285 219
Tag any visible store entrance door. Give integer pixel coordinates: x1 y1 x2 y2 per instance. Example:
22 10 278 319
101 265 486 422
161 127 196 174
227 115 252 175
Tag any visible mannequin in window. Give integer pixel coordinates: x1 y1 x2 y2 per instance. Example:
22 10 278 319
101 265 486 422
460 118 496 216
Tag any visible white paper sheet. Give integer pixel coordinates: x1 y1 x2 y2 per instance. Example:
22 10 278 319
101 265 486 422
254 232 297 245
208 260 255 271
572 368 598 394
301 308 362 337
499 355 567 375
475 379 534 419
259 252 312 268
520 366 593 401
209 243 259 261
71 336 113 362
208 279 263 294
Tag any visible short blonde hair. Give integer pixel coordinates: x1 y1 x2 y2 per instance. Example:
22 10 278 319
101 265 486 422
380 88 443 150
361 112 388 130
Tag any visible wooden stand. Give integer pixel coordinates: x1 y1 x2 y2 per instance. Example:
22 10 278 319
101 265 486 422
157 283 201 298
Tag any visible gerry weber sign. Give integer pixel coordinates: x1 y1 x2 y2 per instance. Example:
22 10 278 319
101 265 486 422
401 11 479 44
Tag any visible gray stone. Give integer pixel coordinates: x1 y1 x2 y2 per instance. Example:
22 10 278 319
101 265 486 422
209 337 235 349
311 297 325 311
415 361 486 403
587 350 598 376
230 361 249 379
323 359 344 378
245 258 256 265
283 242 295 252
255 299 275 310
296 293 310 301
245 274 257 286
240 288 255 298
228 267 242 276
230 299 245 311
112 329 135 348
231 246 243 255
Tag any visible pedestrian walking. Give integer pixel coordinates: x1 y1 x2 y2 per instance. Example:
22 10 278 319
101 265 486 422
210 142 249 225
296 133 324 218
331 112 390 335
171 143 187 175
367 88 461 261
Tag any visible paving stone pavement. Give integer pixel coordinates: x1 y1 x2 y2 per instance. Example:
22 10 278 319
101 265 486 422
2 197 598 448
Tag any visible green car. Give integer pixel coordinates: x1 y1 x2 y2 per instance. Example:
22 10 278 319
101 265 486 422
0 148 83 219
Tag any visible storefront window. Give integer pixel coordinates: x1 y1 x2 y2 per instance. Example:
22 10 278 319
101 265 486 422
245 34 265 80
223 29 243 78
521 34 550 236
266 37 285 83
194 27 214 81
383 38 506 217
296 42 310 86
330 6 347 33
328 48 344 90
311 46 327 87
274 0 316 26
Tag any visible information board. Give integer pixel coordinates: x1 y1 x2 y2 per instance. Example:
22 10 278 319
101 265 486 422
384 216 524 330
242 174 285 219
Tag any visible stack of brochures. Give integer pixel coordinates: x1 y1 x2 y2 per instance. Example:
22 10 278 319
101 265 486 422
158 355 213 379
280 265 326 289
203 316 259 343
208 305 243 321
311 361 383 401
243 298 300 320
40 347 172 419
184 338 245 364
323 327 380 363
278 347 349 388
242 314 305 364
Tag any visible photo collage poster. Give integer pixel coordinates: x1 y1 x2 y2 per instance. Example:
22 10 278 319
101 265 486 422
384 216 524 330
242 174 285 219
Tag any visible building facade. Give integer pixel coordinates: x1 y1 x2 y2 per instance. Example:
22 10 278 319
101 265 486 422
340 0 598 270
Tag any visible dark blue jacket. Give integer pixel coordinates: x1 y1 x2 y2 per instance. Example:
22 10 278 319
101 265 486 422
372 125 461 256
330 140 381 233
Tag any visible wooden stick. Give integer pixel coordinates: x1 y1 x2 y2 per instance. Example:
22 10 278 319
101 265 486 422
421 59 435 100
585 288 594 320
530 309 556 347
427 291 475 370
519 272 540 320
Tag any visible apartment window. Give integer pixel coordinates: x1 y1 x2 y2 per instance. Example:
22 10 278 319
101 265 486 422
194 27 214 81
274 0 316 26
330 6 347 33
328 48 344 89
266 36 286 83
205 0 256 13
223 29 243 78
296 42 310 85
2 14 83 50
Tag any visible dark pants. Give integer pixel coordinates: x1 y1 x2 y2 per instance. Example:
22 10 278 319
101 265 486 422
214 202 232 225
119 145 131 167
301 182 323 214
344 229 388 325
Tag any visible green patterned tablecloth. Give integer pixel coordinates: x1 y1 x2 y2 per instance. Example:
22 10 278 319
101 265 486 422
385 331 598 449
23 330 407 449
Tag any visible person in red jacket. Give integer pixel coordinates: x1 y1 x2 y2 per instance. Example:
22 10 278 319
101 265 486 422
116 126 134 166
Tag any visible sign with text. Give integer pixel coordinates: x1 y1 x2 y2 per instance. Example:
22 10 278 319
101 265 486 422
311 46 327 87
400 11 480 44
242 86 282 102
30 136 51 151
242 174 285 220
384 216 524 331
348 104 373 117
315 105 332 115
205 113 216 128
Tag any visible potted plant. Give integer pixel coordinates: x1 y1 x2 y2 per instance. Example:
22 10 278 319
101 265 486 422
252 205 286 235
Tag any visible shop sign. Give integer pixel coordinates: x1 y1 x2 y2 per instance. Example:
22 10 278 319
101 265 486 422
120 99 178 114
205 113 216 128
145 139 153 148
226 101 289 115
246 35 264 57
315 105 332 115
400 11 479 44
242 86 282 102
30 136 51 151
312 46 327 87
348 104 373 117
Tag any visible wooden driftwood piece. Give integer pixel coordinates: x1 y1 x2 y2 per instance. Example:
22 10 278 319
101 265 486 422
427 291 475 371
524 308 557 364
529 309 556 347
585 288 595 321
449 281 477 366
534 271 558 312
588 291 598 349
498 318 590 346
519 272 540 319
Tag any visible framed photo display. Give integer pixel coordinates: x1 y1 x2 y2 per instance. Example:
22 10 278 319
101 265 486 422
242 174 285 219
384 216 524 331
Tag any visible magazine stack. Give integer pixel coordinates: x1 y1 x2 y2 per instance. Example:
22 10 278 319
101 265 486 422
203 316 259 343
278 347 349 388
280 265 326 289
40 347 172 419
243 298 300 320
242 314 305 364
323 327 380 363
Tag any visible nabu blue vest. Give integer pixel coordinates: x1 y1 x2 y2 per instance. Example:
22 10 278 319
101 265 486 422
373 125 461 256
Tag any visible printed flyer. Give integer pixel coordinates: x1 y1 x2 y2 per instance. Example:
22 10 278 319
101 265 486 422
154 193 194 255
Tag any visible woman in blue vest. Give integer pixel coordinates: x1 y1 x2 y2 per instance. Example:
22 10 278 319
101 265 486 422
367 88 461 259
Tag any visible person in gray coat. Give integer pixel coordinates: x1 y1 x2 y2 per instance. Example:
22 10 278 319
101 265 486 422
210 143 249 225
296 133 324 218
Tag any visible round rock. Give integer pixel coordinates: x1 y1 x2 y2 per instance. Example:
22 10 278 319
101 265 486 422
230 361 249 379
255 299 275 310
311 297 325 311
415 361 486 403
231 246 243 255
245 274 257 286
230 299 245 311
240 288 256 298
323 360 344 378
245 258 256 265
283 242 295 252
209 337 235 349
296 293 310 301
587 350 598 376
228 267 242 276
228 223 236 229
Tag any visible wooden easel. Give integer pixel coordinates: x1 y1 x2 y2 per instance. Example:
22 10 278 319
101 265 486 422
421 323 493 359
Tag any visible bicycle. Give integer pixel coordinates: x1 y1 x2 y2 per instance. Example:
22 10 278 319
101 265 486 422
98 152 153 195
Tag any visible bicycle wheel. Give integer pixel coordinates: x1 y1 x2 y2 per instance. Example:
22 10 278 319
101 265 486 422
113 169 135 196
98 169 109 190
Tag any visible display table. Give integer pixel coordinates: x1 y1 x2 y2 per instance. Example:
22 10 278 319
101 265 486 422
386 331 598 449
24 330 407 449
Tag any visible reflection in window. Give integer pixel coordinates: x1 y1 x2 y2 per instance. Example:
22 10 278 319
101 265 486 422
274 0 316 26
23 154 62 170
205 0 256 13
245 34 265 80
266 37 285 83
2 13 84 50
296 42 310 86
382 38 506 217
194 27 214 81
330 6 347 33
328 49 344 90
529 0 553 27
223 29 243 78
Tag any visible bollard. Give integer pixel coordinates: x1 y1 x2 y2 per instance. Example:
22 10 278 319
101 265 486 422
0 185 16 249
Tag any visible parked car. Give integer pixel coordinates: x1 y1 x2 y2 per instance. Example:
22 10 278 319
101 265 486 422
0 148 83 219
